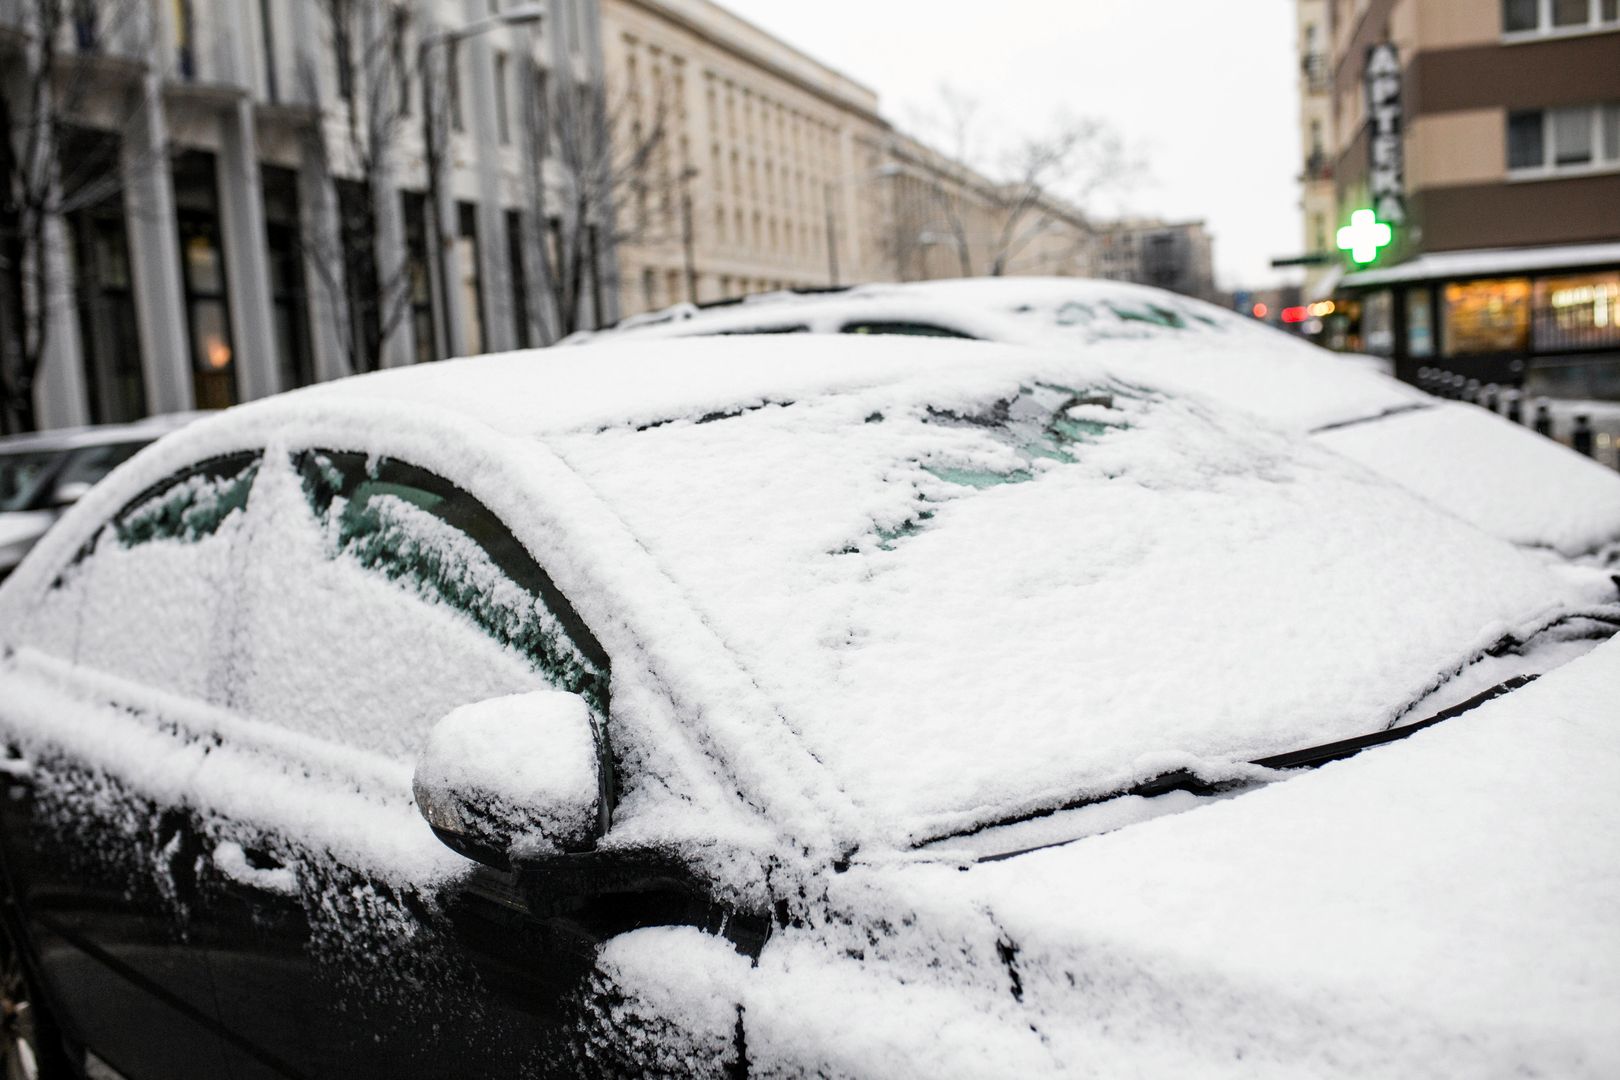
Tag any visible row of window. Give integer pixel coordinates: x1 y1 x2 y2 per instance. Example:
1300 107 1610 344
58 136 559 425
1503 0 1620 34
1507 102 1620 174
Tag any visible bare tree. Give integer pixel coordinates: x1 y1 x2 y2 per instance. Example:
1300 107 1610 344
890 86 1135 281
524 67 676 336
299 0 418 375
0 0 156 433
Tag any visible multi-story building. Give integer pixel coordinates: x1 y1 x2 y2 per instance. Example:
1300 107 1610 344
600 0 1100 319
1094 220 1218 304
0 0 608 433
1302 0 1620 397
600 0 889 314
1297 0 1338 299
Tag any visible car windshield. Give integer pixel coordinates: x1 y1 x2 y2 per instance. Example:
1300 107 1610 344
547 361 1607 846
0 450 60 513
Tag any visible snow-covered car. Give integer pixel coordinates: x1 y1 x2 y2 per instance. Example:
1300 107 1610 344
566 278 1620 558
0 414 199 582
0 337 1616 1078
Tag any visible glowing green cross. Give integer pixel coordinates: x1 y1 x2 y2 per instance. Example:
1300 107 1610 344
1337 209 1393 265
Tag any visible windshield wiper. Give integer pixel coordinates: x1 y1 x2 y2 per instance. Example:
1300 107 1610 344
936 675 1542 861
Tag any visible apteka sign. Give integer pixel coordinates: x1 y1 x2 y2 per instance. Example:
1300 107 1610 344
1365 42 1405 226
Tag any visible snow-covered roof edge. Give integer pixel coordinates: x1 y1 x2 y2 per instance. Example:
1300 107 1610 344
1341 241 1620 288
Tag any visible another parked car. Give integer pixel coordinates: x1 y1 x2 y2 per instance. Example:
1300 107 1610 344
566 278 1620 558
0 415 199 582
0 337 1615 1078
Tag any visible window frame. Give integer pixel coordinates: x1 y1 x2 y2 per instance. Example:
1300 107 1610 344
294 450 611 715
1506 102 1620 179
1502 0 1620 38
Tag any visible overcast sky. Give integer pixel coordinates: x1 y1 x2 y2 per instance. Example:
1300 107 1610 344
717 0 1305 291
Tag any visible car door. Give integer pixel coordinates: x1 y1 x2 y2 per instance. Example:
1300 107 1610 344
188 445 643 1078
0 452 261 1079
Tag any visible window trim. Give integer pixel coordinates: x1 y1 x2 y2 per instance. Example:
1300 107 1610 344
1501 0 1620 40
1505 102 1620 180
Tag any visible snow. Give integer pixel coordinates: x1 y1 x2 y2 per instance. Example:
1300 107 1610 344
0 333 1616 1072
1316 401 1620 556
414 690 601 858
712 634 1620 1077
2 337 1613 869
211 839 299 896
1339 239 1620 287
562 277 1620 552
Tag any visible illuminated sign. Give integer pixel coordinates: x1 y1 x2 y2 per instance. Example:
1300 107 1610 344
1337 208 1392 264
1365 42 1405 226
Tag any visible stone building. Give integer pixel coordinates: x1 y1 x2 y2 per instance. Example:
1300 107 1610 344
0 0 608 432
1094 219 1217 304
599 0 1099 319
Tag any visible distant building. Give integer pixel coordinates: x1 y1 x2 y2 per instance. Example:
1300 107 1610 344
0 0 607 433
1297 0 1620 398
600 0 1098 319
1094 220 1217 304
1296 0 1338 300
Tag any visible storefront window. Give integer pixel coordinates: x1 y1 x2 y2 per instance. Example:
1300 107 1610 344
1533 272 1620 351
1443 278 1531 356
1362 290 1394 356
1406 288 1434 358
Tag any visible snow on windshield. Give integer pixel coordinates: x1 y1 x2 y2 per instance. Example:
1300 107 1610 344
550 363 1607 844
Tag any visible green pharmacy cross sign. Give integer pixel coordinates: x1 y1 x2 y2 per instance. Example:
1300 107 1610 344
1337 208 1393 265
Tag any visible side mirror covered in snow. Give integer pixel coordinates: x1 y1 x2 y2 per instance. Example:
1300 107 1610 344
413 690 604 870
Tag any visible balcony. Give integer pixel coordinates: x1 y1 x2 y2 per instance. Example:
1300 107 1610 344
1301 52 1332 95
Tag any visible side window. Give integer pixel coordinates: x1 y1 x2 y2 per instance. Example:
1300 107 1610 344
710 324 809 335
839 321 977 339
32 452 260 701
234 450 608 760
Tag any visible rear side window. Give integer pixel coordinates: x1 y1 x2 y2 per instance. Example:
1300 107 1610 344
839 321 978 339
33 452 261 702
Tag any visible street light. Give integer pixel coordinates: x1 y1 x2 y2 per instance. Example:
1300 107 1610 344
419 3 545 358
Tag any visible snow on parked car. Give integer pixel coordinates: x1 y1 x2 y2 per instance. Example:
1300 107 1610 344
565 278 1620 558
0 335 1614 1076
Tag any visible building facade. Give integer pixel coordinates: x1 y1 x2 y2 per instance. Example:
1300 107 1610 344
600 0 1101 319
1297 0 1338 299
0 0 609 433
1300 0 1620 397
1094 220 1217 304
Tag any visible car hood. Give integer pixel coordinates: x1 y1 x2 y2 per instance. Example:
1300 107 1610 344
705 635 1620 1077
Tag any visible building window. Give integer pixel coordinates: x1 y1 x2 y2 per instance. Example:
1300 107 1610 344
494 52 511 144
1443 278 1532 356
258 0 279 102
63 129 145 424
1508 103 1620 173
336 179 381 369
506 209 531 348
641 267 656 309
1406 288 1435 358
1503 0 1620 34
456 203 484 355
1533 272 1620 351
172 0 195 79
401 192 437 363
448 41 464 132
172 152 237 409
262 166 315 390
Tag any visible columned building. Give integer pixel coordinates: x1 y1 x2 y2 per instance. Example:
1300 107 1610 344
0 0 608 433
1300 0 1620 398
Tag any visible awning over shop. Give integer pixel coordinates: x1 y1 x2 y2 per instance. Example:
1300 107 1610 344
1341 242 1620 289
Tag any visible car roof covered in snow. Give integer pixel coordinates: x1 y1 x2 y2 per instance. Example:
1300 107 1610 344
7 336 1614 849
